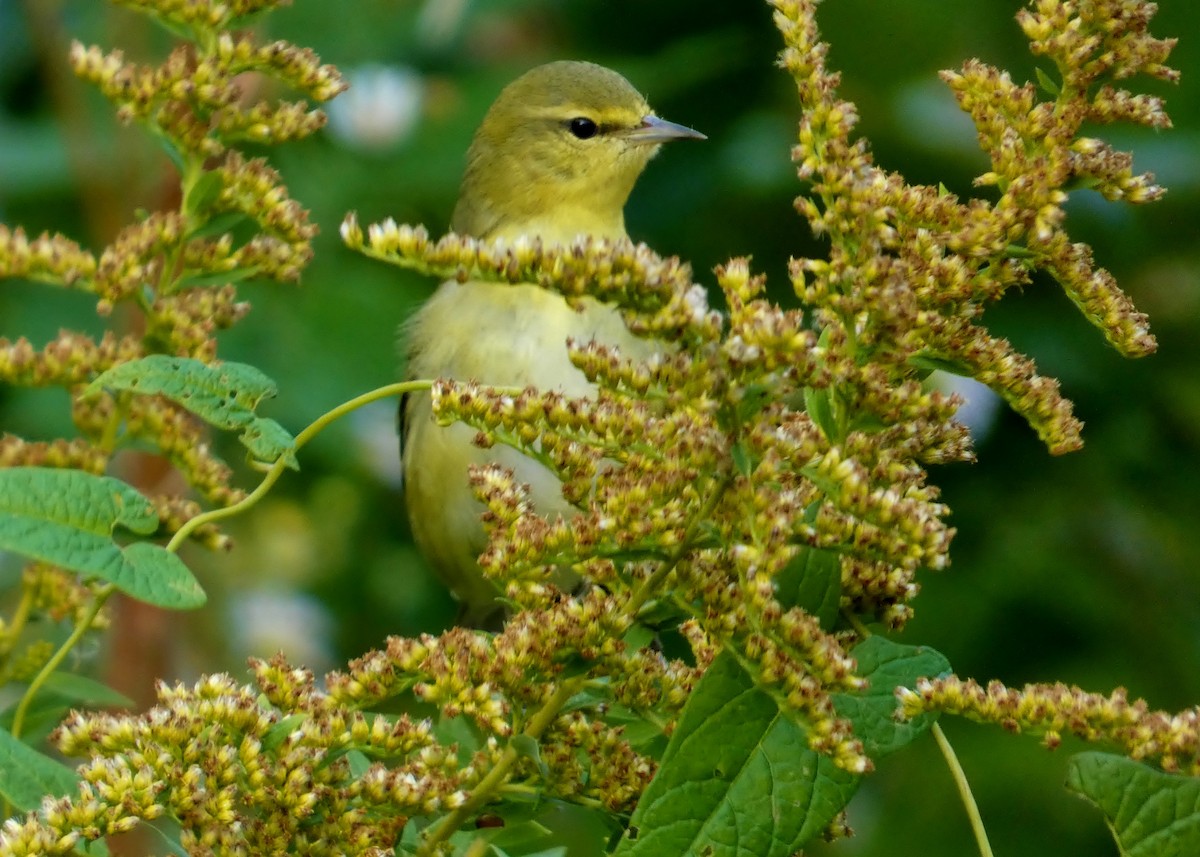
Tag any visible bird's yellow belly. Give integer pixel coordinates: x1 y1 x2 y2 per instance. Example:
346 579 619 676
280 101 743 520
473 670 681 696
401 279 655 620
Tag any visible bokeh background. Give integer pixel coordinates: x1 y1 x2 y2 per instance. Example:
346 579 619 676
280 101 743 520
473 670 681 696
1 1 1198 854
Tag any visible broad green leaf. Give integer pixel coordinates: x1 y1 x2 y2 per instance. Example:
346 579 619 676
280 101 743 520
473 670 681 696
481 819 555 851
615 651 859 857
0 696 74 746
88 355 277 430
0 726 79 812
776 542 841 630
346 749 372 778
511 734 549 779
39 672 135 708
1003 242 1037 259
117 542 206 608
831 637 950 758
0 467 158 536
152 131 186 173
734 382 773 424
1066 752 1200 857
0 468 203 606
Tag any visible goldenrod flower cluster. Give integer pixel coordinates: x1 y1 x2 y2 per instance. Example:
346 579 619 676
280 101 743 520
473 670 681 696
328 587 699 810
0 657 473 857
898 676 1200 775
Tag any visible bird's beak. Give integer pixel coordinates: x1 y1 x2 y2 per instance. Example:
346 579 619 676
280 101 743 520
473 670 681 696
625 114 707 144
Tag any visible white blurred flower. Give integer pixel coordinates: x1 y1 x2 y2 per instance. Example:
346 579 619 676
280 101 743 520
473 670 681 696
228 589 334 672
353 398 404 489
932 370 1003 444
327 64 424 151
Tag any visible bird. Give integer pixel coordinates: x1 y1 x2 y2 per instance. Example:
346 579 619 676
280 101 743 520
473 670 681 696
400 60 704 626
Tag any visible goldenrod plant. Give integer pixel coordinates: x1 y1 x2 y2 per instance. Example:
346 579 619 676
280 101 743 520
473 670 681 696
0 0 1194 855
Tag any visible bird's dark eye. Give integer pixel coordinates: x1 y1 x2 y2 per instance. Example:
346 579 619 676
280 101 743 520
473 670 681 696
568 117 598 139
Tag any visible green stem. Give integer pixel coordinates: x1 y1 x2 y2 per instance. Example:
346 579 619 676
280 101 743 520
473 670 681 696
419 677 586 856
11 584 116 741
933 721 994 857
168 380 429 552
0 587 35 669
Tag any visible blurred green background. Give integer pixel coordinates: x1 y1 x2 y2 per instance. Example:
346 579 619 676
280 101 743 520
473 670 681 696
1 1 1197 854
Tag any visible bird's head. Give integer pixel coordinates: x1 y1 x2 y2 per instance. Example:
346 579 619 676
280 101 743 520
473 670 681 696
451 60 704 243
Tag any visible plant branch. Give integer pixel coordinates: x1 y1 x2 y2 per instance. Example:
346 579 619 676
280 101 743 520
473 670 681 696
11 583 116 740
167 380 430 551
933 721 994 857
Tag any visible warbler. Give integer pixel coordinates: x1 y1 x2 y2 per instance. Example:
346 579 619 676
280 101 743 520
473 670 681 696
400 60 704 625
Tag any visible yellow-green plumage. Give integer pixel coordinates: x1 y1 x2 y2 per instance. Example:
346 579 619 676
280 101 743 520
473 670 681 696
401 60 703 625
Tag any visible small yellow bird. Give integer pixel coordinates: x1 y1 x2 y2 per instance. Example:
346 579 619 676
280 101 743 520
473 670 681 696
401 60 704 625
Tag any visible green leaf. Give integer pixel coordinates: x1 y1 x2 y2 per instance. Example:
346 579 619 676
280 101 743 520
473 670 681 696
1066 752 1200 857
152 131 186 173
88 356 296 465
1003 242 1037 259
118 542 207 609
0 697 73 746
731 441 752 478
615 651 859 857
778 504 841 628
735 382 773 424
346 749 372 779
175 265 258 289
776 544 841 628
261 714 308 752
803 386 836 441
39 672 135 708
830 637 950 758
0 467 158 536
88 355 277 430
240 417 299 469
511 734 550 779
183 170 224 218
1035 66 1061 96
0 726 80 812
186 210 250 241
0 468 203 607
906 352 973 377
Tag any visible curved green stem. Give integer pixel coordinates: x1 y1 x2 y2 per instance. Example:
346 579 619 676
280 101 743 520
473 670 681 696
11 584 116 741
168 380 430 552
933 721 994 857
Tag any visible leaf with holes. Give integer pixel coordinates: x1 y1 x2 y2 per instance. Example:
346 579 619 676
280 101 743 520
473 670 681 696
87 355 295 464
